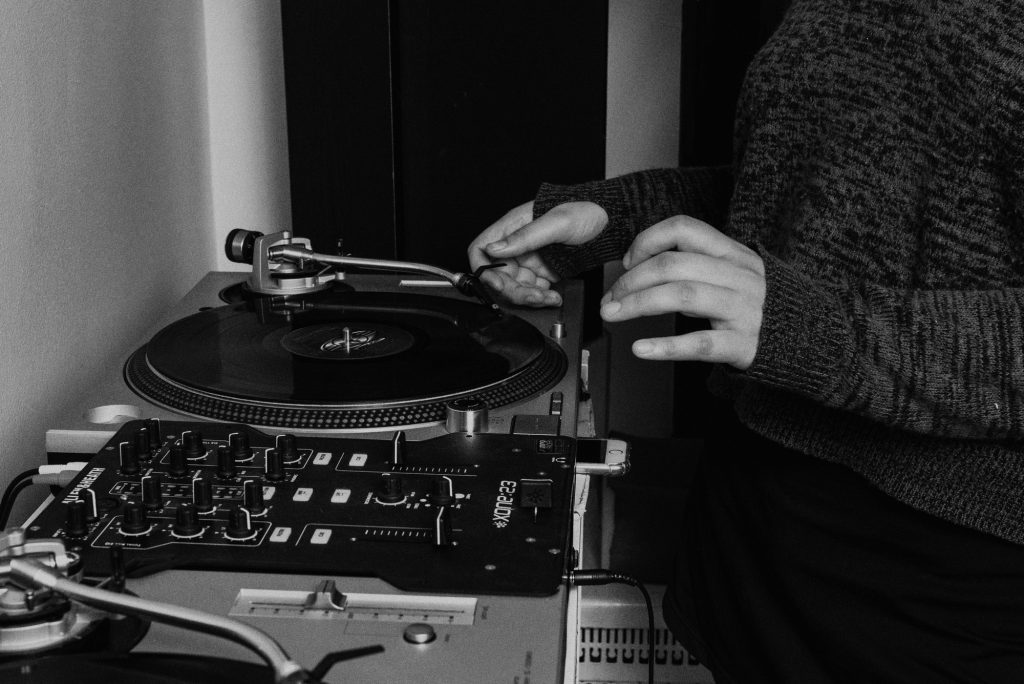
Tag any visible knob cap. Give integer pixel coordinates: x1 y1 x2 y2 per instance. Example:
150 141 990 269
141 474 164 510
428 476 456 506
120 502 150 535
229 432 253 462
182 431 206 460
444 398 489 434
264 449 285 482
225 506 255 540
172 503 204 537
216 445 236 479
242 479 266 515
119 442 139 476
134 427 153 461
434 507 453 547
143 418 162 451
376 474 405 504
276 434 300 464
168 443 189 477
391 431 406 466
192 476 215 513
65 500 89 537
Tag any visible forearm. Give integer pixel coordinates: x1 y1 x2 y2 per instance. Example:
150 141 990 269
748 254 1024 440
535 166 733 277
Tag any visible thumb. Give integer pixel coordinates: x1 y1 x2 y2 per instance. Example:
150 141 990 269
485 210 574 258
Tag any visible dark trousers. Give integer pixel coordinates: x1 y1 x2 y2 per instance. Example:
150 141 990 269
663 426 1024 684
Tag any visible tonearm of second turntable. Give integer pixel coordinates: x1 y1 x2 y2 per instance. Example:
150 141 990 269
225 229 502 310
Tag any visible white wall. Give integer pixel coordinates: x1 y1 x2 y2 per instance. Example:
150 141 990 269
0 1 289 520
604 0 681 437
204 0 291 271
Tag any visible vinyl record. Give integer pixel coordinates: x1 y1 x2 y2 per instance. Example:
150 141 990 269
125 291 566 430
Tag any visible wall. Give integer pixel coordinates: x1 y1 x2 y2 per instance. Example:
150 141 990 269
0 1 214 520
204 0 291 272
603 0 681 437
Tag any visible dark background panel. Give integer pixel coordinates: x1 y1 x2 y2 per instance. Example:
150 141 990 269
281 0 608 274
280 1 397 259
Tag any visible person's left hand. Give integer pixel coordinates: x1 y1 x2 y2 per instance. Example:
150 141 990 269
600 215 765 370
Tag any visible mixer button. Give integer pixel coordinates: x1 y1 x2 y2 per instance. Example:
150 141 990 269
313 452 332 465
269 526 292 543
310 528 332 545
293 488 313 502
330 488 351 504
349 452 368 467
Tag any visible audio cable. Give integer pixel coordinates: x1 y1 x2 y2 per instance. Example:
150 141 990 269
569 568 656 684
0 462 87 528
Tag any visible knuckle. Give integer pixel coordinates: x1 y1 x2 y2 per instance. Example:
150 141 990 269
691 331 715 357
672 281 697 305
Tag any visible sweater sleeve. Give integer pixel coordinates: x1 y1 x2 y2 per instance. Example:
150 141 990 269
747 252 1024 440
533 166 733 278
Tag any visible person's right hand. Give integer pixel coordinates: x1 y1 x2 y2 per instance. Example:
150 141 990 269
468 200 608 306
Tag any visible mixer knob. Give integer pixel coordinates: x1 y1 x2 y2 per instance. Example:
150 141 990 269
276 434 300 464
79 489 99 522
434 507 453 548
391 430 406 466
119 441 139 476
65 500 89 537
134 427 153 461
428 476 456 506
119 502 151 535
225 506 256 540
229 432 253 462
216 445 236 479
376 474 405 504
141 474 164 510
182 431 206 460
144 418 162 451
168 443 189 477
191 476 215 513
264 449 285 482
171 502 204 538
444 398 489 434
242 479 266 516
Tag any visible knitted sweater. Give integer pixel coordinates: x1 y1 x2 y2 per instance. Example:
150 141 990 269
536 0 1024 544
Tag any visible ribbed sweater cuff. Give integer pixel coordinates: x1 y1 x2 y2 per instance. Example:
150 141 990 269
744 252 853 401
533 180 634 278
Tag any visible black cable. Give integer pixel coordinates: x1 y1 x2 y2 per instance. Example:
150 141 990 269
569 569 656 684
0 468 40 529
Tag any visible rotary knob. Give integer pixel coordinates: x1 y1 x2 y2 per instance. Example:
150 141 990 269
276 434 301 464
171 502 204 538
391 431 406 466
229 432 253 462
182 431 206 460
376 474 405 504
444 398 489 434
242 479 266 516
191 476 215 513
133 427 153 461
428 476 456 506
264 449 285 482
119 441 139 476
119 502 151 536
224 506 256 541
216 445 236 479
434 507 453 548
65 500 89 537
168 443 189 477
144 418 162 451
141 474 164 510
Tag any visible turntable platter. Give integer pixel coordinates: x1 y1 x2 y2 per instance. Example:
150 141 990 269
125 291 566 430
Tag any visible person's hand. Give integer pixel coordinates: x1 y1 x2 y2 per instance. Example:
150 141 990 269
600 215 765 369
468 201 608 307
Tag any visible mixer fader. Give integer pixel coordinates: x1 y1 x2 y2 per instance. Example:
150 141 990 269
30 419 576 596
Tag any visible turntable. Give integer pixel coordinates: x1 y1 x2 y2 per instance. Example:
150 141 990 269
12 231 626 683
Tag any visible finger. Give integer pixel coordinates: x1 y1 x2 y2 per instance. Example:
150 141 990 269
468 201 534 271
484 266 561 307
623 215 763 274
601 281 747 324
632 330 755 368
484 208 576 258
607 251 757 302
